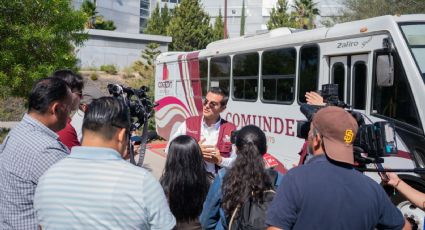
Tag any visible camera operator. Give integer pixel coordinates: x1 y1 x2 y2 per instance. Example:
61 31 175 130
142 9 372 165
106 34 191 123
266 106 409 230
34 97 176 229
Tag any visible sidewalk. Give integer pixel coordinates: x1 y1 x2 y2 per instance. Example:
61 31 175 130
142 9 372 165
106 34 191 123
0 122 19 129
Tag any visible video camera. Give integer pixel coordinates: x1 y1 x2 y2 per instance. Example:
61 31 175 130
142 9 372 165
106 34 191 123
297 84 398 165
108 84 155 129
108 84 157 166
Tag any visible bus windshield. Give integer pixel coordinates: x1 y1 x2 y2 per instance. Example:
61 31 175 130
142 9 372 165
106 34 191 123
400 23 425 83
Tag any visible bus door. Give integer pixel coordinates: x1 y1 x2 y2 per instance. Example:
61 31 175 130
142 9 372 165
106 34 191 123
329 54 369 110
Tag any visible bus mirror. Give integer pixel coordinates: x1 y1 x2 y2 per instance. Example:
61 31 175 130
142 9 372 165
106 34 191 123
376 55 394 87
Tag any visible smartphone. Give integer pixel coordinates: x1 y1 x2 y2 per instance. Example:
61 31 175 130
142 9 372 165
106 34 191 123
375 163 389 181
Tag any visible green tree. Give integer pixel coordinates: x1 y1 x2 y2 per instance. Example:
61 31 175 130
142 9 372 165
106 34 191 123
324 0 425 26
267 0 297 29
240 0 246 36
142 43 161 71
81 0 116 31
144 3 163 35
145 3 172 35
0 0 87 96
212 9 225 41
161 4 172 31
292 0 320 29
166 0 213 51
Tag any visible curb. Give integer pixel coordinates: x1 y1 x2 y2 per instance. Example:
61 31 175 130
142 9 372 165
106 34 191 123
0 122 19 129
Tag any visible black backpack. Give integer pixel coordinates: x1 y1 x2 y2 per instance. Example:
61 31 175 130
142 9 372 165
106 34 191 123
228 170 278 230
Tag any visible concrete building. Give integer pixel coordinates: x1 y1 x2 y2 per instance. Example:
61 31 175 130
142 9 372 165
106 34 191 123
76 29 171 69
72 0 171 69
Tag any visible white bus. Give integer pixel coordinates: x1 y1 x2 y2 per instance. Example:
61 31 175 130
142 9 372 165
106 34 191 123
155 14 425 226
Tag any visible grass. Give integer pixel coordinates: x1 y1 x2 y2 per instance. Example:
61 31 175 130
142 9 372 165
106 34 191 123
0 128 10 143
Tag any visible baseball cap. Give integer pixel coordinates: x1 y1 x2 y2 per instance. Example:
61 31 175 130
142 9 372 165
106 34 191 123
312 106 358 165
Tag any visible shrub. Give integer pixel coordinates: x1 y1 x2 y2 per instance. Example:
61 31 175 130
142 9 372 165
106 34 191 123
122 66 136 79
0 128 10 143
90 73 98 81
100 64 117 75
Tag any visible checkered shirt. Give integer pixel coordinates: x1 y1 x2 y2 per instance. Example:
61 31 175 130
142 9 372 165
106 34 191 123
0 114 68 230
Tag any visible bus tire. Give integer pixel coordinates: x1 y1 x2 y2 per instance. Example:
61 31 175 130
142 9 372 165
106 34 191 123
383 175 425 230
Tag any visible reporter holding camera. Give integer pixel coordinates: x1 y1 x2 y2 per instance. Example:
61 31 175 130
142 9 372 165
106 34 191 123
266 106 408 230
34 97 176 229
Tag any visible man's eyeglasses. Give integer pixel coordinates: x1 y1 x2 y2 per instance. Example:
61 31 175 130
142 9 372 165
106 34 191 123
203 99 221 108
73 91 83 99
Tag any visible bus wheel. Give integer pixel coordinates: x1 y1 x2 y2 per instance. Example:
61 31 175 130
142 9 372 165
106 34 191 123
384 175 425 230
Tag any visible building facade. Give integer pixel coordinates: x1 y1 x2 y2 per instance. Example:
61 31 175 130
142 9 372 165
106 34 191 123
72 0 171 69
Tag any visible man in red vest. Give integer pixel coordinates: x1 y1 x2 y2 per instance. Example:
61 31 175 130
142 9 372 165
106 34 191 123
168 87 236 174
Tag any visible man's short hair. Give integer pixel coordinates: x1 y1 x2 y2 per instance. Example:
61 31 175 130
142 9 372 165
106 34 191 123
208 87 229 106
51 69 83 92
83 97 131 140
28 77 70 114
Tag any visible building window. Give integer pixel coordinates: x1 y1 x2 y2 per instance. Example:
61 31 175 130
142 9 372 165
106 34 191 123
140 0 150 33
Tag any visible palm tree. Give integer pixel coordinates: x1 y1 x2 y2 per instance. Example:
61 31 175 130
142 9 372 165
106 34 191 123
292 0 320 29
81 0 97 29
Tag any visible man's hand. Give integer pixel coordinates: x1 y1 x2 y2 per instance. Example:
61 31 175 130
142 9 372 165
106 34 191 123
305 91 325 106
199 138 222 165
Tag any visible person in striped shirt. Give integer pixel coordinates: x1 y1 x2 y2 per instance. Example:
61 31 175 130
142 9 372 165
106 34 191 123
34 97 176 230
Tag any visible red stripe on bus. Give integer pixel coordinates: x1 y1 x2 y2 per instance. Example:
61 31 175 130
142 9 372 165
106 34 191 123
155 96 190 115
187 52 203 114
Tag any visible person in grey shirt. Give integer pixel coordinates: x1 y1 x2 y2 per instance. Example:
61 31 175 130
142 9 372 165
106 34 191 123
0 77 73 230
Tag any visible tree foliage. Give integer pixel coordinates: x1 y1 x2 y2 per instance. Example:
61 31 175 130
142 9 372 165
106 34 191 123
267 0 297 30
324 0 425 26
240 0 246 36
166 0 213 51
291 0 320 29
141 43 161 71
144 3 171 35
212 9 225 41
81 0 116 31
0 0 87 96
267 0 319 30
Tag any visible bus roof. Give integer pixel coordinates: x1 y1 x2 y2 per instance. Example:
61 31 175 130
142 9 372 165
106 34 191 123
156 14 425 63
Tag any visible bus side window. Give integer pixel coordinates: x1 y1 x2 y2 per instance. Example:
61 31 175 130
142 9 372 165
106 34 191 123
352 61 367 110
199 59 208 97
261 48 296 103
210 56 231 93
331 62 345 102
233 52 259 101
372 52 421 127
298 45 319 103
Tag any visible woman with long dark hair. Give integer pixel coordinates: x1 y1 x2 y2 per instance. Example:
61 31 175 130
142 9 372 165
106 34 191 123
200 125 282 229
160 135 210 229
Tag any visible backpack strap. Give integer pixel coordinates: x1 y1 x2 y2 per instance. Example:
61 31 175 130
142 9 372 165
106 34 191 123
228 204 241 230
266 169 279 189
